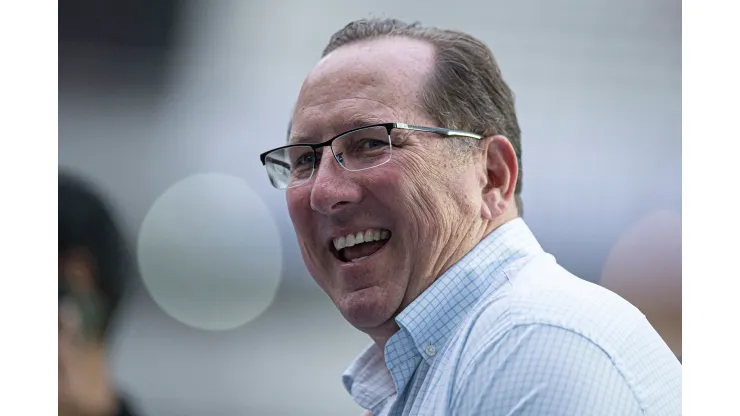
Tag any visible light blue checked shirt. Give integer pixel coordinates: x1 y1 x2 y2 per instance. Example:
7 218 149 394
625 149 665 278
342 218 682 415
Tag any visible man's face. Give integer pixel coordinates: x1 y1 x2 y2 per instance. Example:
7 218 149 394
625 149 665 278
287 37 485 332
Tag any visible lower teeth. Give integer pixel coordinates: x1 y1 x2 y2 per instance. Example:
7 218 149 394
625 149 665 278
350 256 369 263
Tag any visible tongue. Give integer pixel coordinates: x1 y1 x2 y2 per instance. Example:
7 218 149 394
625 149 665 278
342 240 387 262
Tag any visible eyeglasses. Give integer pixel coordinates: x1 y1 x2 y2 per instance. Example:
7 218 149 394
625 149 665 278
259 122 483 190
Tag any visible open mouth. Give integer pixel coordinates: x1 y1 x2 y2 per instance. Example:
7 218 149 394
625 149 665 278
330 228 391 263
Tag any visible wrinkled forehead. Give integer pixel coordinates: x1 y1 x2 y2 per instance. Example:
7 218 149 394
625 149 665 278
291 38 435 143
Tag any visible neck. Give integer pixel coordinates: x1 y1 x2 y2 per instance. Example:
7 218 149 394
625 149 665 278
369 325 400 360
365 210 519 357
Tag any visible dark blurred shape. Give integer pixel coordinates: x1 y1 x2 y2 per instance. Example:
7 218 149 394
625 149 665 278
59 0 183 88
599 210 682 358
59 171 131 336
59 171 140 416
59 0 179 50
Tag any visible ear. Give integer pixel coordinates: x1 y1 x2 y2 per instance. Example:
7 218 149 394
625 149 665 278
479 135 518 221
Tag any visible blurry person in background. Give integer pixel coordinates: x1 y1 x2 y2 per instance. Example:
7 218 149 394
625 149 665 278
59 172 138 416
259 18 682 415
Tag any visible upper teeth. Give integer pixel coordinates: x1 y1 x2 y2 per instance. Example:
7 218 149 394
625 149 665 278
333 228 390 251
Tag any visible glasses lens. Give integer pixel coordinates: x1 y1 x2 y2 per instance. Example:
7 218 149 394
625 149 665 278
332 125 392 171
264 145 315 189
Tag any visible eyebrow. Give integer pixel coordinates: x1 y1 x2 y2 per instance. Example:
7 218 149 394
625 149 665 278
343 114 389 129
288 134 314 145
287 114 391 145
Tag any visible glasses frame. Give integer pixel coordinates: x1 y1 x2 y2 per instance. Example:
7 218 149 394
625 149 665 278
259 122 483 189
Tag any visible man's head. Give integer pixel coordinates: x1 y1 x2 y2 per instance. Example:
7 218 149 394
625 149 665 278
279 18 521 337
322 19 523 210
59 172 130 341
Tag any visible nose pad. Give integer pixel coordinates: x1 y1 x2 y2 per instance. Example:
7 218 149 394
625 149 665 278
335 152 344 165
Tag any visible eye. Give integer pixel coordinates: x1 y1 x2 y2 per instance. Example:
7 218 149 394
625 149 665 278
294 152 315 166
361 139 387 149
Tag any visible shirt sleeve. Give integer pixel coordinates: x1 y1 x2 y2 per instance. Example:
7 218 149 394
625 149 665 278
451 324 644 416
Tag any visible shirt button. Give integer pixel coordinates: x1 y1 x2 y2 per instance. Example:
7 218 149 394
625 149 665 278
425 344 437 356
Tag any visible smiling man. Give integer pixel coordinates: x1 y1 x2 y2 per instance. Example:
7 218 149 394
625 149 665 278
259 18 681 416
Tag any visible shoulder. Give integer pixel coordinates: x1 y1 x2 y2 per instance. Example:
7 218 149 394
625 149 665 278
449 321 650 415
460 254 649 357
447 254 681 415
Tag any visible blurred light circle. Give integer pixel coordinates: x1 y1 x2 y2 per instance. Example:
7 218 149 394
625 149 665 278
600 209 682 355
137 173 282 331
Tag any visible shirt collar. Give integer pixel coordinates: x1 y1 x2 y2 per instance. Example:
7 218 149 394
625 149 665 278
393 218 542 366
342 343 395 411
342 218 543 409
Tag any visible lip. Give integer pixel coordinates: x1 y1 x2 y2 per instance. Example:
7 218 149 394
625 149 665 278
331 234 392 270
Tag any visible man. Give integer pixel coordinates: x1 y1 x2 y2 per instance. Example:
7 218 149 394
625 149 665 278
59 172 138 416
259 19 681 415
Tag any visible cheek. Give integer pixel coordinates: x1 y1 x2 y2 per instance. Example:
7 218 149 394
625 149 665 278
365 159 448 239
394 156 449 209
286 190 331 284
446 172 482 213
286 188 309 224
286 189 316 249
373 156 480 229
364 164 420 220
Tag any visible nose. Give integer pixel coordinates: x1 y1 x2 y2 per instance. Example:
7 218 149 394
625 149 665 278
309 152 362 215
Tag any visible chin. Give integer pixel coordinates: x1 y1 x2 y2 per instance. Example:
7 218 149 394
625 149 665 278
337 285 399 330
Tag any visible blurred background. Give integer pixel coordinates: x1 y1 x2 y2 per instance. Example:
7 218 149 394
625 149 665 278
58 0 681 414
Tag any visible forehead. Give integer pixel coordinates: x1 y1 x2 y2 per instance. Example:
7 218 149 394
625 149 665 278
291 37 435 141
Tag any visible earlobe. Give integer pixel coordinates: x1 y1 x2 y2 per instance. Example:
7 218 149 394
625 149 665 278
480 188 506 220
480 203 493 221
